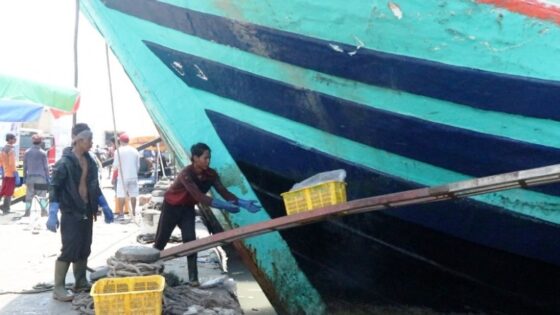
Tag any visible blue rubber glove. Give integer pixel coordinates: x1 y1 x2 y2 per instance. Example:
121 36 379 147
211 198 240 213
14 171 21 187
46 202 60 232
237 199 262 213
0 167 3 177
98 195 114 223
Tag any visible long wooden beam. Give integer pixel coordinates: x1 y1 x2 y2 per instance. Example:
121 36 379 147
160 163 560 260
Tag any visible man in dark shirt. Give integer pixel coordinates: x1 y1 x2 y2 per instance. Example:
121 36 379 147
154 143 262 286
23 134 49 217
47 123 114 301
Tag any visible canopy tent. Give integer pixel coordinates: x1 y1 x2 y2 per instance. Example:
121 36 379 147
0 73 80 122
0 100 44 122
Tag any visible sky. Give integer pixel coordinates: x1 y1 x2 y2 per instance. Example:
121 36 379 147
0 0 157 146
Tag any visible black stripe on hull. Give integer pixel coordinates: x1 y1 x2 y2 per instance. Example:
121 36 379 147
105 0 560 120
146 41 560 197
207 109 560 313
206 109 560 266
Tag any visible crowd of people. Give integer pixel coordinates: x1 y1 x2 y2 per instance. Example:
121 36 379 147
93 136 171 181
0 123 263 301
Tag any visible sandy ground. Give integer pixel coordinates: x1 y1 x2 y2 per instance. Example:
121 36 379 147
0 185 275 314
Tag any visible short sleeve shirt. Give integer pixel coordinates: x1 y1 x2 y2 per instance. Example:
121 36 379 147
112 145 139 181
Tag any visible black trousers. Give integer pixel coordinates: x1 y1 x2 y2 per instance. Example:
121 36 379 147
59 212 93 262
154 201 198 281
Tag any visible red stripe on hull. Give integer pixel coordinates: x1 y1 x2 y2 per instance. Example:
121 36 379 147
478 0 560 25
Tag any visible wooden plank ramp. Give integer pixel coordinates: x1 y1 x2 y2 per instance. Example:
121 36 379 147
160 163 560 260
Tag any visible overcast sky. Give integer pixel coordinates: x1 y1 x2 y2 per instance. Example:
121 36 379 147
0 0 157 144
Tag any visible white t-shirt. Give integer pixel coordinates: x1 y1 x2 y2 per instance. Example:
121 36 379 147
112 145 140 181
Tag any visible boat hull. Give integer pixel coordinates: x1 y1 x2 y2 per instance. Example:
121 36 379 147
81 0 560 313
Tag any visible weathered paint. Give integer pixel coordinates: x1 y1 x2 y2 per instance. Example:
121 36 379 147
106 1 560 121
161 0 560 79
138 39 560 226
478 0 560 25
79 0 560 312
206 110 560 267
145 42 560 199
99 1 560 150
80 1 327 314
82 0 560 247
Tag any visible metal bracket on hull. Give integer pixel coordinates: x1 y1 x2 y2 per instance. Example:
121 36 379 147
161 163 560 260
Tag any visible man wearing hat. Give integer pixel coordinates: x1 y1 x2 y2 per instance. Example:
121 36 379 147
112 133 140 220
23 134 49 217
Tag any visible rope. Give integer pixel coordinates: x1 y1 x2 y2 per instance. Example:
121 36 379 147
0 283 54 295
72 292 95 315
163 282 242 315
136 233 182 245
71 255 165 314
106 256 164 278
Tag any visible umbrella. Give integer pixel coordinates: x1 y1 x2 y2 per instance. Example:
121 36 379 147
0 73 80 121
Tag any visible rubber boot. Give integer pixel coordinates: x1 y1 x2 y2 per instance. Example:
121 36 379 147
187 254 199 286
2 196 11 214
39 199 48 217
73 260 90 292
53 260 74 302
23 201 32 217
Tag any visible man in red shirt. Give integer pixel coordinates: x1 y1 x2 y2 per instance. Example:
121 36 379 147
154 143 261 285
0 133 17 215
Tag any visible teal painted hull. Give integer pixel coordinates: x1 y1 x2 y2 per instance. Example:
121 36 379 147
81 1 560 313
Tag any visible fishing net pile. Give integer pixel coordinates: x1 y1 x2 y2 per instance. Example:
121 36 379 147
73 246 242 315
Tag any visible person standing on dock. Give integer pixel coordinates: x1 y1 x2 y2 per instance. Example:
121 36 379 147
23 134 49 217
0 133 17 215
154 142 262 286
46 123 114 302
112 133 140 220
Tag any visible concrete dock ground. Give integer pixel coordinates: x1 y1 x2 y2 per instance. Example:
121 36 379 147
0 185 275 314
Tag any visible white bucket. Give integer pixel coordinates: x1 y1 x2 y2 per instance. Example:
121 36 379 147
141 209 161 234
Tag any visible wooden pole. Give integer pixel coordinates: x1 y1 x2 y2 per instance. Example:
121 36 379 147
72 0 79 127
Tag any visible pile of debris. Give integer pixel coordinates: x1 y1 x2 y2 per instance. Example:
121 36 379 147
76 246 242 315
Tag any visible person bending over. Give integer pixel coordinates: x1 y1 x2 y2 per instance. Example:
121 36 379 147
154 142 261 286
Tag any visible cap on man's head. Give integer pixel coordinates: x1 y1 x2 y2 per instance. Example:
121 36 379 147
72 123 91 136
31 134 42 144
119 133 129 143
71 123 92 145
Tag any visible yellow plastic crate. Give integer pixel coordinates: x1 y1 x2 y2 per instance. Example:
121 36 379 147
90 275 165 315
13 185 26 200
281 180 346 215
